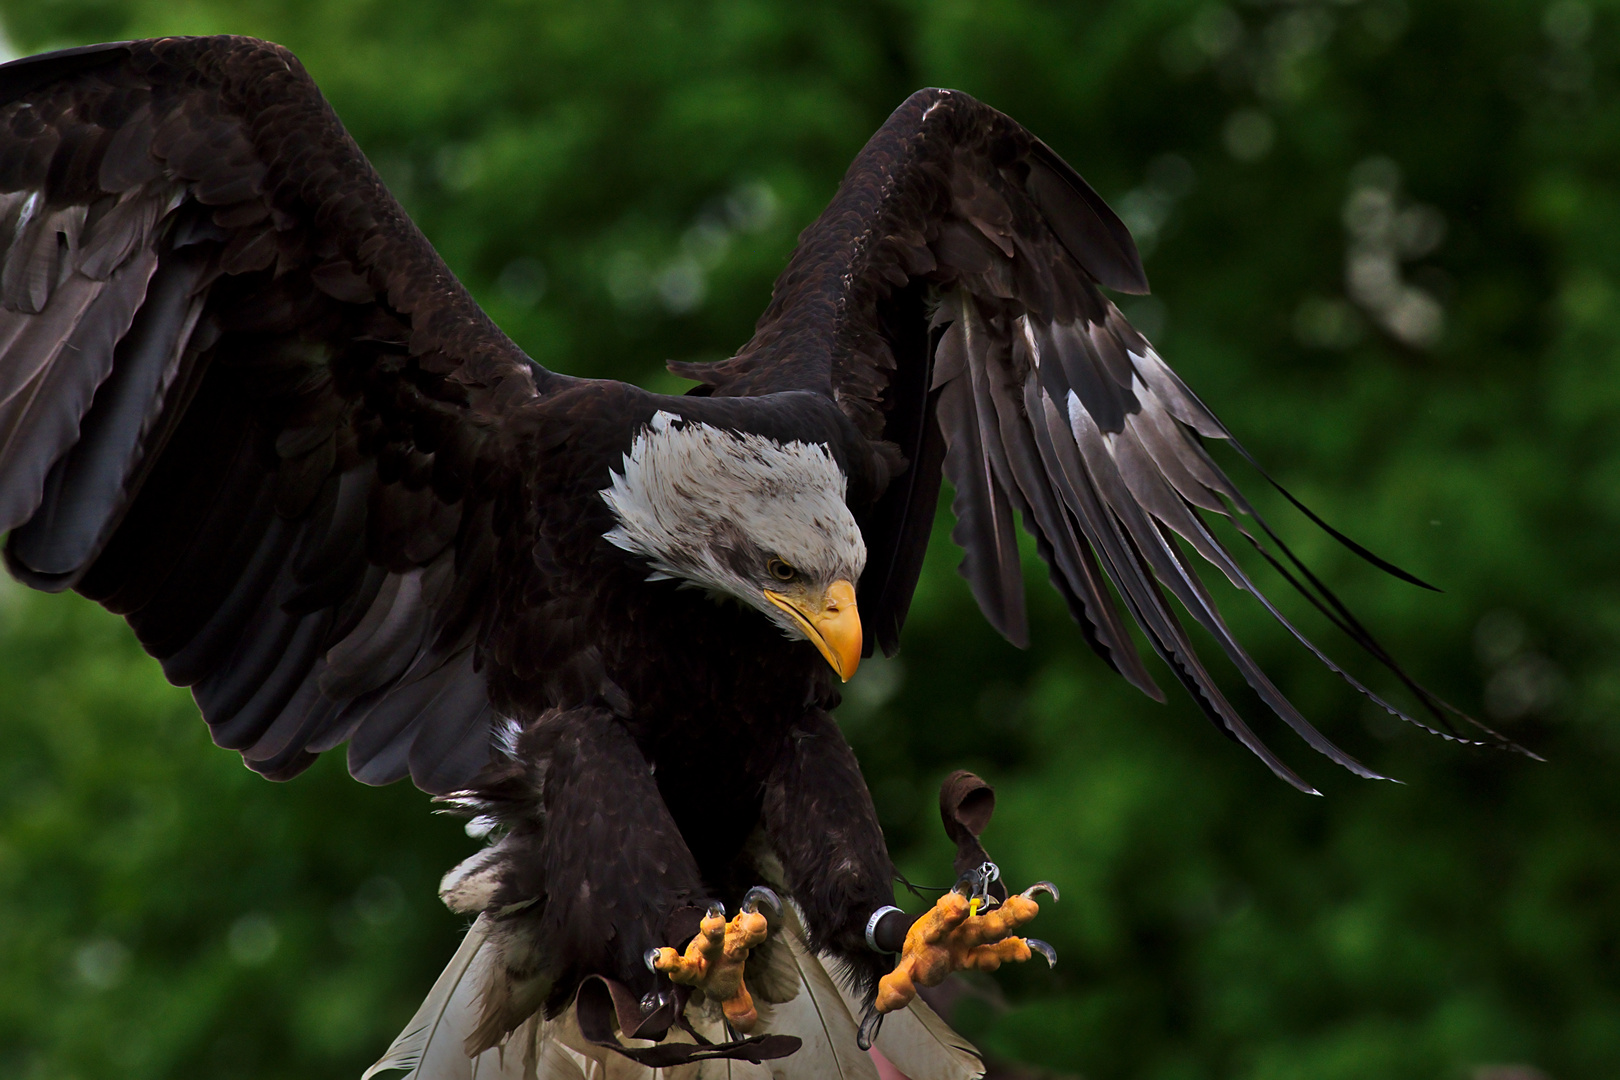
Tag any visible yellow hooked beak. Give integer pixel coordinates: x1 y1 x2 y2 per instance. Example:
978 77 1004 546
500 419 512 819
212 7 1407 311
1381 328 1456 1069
764 579 862 682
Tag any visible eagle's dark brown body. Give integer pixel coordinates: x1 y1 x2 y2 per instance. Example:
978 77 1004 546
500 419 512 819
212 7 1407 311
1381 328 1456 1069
462 381 900 1025
0 34 1497 1073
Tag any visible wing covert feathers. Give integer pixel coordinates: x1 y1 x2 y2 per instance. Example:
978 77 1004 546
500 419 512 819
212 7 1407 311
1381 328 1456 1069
0 37 556 794
676 87 1511 786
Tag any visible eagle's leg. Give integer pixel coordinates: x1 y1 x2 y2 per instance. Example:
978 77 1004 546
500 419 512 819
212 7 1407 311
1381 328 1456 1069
460 706 712 1049
760 708 900 992
873 871 1059 1015
645 886 778 1030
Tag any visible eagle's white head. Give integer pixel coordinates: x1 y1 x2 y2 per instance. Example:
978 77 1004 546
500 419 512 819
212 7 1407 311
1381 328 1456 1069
601 410 866 679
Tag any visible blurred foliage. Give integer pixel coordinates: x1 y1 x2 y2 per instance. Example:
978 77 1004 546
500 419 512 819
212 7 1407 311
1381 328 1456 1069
0 0 1616 1077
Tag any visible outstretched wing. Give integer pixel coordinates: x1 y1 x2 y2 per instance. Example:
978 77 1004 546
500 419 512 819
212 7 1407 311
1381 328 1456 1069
676 88 1503 792
0 37 559 794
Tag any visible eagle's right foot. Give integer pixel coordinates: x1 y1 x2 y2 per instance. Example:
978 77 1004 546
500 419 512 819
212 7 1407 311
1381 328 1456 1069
873 870 1057 1016
646 886 778 1031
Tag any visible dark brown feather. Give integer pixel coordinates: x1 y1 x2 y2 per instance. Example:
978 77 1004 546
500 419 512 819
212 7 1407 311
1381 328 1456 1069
676 86 1496 781
0 40 1518 1056
0 36 556 794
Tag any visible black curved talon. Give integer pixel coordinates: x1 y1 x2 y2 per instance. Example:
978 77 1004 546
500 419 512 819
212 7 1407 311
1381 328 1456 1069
741 885 781 915
644 947 663 972
953 862 997 903
1027 938 1058 968
1021 881 1060 903
856 1008 884 1051
705 901 726 920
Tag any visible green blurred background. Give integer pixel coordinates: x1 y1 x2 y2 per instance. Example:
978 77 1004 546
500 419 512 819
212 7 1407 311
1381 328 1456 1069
0 1 1614 1077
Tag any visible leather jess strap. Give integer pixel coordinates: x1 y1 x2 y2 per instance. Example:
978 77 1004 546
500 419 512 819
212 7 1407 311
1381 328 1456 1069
573 975 802 1067
938 769 1008 902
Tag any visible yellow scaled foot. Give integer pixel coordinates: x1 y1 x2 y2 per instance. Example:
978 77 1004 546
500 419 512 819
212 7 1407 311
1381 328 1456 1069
646 887 777 1031
874 877 1058 1015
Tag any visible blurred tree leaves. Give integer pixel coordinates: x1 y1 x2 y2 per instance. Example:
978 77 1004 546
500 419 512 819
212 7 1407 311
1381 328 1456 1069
1 1 1618 1077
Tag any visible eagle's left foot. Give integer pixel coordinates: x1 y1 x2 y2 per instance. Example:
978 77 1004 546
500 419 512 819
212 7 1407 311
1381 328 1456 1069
645 886 778 1031
873 871 1058 1016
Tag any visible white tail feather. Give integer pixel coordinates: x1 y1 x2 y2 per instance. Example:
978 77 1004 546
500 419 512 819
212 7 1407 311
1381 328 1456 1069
753 933 879 1080
365 918 496 1080
467 1033 547 1080
521 1015 590 1080
679 1003 774 1080
831 979 983 1080
505 1014 593 1080
691 1059 774 1079
369 918 980 1080
528 1005 768 1080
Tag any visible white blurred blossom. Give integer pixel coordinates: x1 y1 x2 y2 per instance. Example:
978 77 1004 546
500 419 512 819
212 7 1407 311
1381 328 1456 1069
74 938 129 990
1336 156 1447 348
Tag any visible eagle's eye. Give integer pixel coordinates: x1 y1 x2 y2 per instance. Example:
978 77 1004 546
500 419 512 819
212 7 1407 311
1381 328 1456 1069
767 558 798 583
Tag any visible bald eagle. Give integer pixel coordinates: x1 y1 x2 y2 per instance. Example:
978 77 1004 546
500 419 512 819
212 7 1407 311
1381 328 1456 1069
0 35 1505 1079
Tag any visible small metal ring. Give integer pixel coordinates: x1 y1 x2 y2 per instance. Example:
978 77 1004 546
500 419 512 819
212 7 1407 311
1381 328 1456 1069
865 905 903 952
